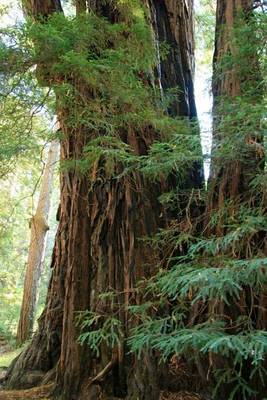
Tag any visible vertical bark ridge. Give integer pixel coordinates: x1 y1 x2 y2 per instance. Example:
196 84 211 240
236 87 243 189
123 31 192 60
201 2 266 397
206 0 264 224
148 0 197 118
5 1 203 399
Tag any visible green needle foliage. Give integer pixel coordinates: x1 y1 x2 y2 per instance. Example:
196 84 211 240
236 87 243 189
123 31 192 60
77 311 123 357
1 5 200 182
1 1 266 398
76 9 267 399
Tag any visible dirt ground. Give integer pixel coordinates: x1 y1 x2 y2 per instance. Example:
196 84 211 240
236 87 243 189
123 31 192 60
160 392 203 400
0 391 203 400
0 384 53 400
0 342 203 400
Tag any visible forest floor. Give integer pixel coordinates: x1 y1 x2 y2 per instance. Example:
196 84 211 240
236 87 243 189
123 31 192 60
0 384 53 400
0 343 52 399
0 340 47 399
0 347 21 372
0 337 23 380
0 390 203 400
0 338 19 382
0 340 203 399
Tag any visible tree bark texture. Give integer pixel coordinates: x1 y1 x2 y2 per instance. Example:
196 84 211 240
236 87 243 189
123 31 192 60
147 0 203 188
148 0 197 118
5 1 203 399
17 140 59 345
213 0 253 98
206 0 264 222
204 2 266 398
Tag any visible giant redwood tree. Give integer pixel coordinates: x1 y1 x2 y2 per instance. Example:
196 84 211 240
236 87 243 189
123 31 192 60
207 0 265 216
5 1 203 399
109 1 266 399
202 0 266 397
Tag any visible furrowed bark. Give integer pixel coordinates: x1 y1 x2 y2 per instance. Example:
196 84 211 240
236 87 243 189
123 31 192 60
5 1 203 398
203 1 266 398
22 0 63 18
148 0 197 118
148 0 203 188
75 0 86 14
207 0 264 218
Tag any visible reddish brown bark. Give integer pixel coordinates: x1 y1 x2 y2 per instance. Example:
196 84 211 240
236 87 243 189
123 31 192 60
22 0 63 18
206 0 264 222
149 0 197 119
203 2 266 398
17 140 59 345
5 1 203 399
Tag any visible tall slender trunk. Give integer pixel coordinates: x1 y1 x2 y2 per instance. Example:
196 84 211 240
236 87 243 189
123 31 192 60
5 1 203 398
16 140 59 345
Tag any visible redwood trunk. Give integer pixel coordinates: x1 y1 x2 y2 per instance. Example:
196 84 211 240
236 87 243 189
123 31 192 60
17 140 59 345
207 0 264 218
205 1 266 398
5 1 203 398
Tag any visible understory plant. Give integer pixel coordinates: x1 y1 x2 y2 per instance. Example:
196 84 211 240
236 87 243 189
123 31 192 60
77 9 267 399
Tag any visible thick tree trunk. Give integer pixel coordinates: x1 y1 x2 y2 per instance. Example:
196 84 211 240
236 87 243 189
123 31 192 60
206 0 264 220
16 140 59 345
204 1 266 398
147 0 203 188
75 0 86 14
5 1 203 398
22 0 63 18
148 0 197 118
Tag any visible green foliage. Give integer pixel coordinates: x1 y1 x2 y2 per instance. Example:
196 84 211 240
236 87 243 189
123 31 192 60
127 198 267 396
126 10 267 399
0 347 23 368
77 311 123 356
150 258 267 305
0 2 266 399
213 368 258 400
129 320 267 368
4 8 200 182
0 21 53 177
0 5 60 335
195 0 216 66
140 124 203 181
0 153 59 340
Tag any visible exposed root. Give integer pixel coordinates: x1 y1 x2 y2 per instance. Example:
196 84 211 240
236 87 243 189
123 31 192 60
160 391 204 400
0 386 205 399
91 360 115 383
0 384 54 400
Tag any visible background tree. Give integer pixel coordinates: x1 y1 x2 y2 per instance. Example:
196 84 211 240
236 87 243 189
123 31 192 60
207 0 265 217
17 139 59 345
0 12 59 341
